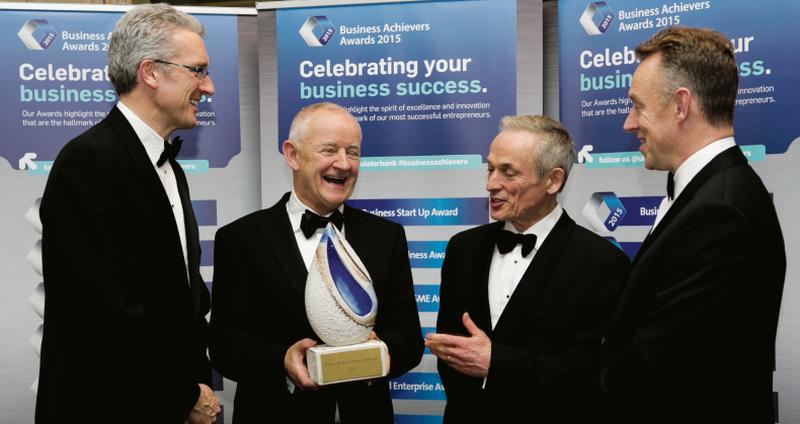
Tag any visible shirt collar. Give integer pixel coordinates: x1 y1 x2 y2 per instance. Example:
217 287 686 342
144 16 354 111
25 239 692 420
286 191 345 234
116 100 170 167
673 137 736 200
502 203 563 251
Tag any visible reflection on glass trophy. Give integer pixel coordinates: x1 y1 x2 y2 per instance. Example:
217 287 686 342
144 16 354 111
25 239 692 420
305 225 388 385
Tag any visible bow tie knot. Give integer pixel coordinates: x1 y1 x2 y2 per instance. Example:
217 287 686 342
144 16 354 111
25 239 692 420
497 230 537 257
300 209 344 238
157 136 183 167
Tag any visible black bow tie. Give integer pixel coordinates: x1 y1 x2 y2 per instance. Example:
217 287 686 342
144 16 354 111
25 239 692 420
300 209 344 238
157 136 183 167
497 230 537 257
666 171 675 200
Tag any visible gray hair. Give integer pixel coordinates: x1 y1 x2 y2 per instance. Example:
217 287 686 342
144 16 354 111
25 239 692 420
287 102 361 150
108 4 205 95
499 115 575 191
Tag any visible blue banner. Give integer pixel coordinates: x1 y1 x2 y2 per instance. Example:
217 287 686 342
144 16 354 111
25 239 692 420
389 371 446 401
559 0 800 164
276 0 516 160
407 241 448 268
413 284 440 313
348 197 488 226
1 10 241 171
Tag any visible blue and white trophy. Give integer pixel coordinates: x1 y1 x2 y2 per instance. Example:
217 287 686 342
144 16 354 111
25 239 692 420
305 225 388 385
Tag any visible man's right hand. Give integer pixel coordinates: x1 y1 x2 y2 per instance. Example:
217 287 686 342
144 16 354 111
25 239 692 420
284 338 320 391
185 383 221 424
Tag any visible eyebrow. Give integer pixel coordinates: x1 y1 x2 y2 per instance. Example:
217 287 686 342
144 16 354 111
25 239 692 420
486 159 513 170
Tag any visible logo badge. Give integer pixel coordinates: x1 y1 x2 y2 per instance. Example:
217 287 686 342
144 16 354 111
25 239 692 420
580 2 614 36
299 16 336 47
582 192 627 232
18 19 57 50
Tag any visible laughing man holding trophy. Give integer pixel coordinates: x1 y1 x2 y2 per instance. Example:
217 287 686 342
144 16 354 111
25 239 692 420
209 102 423 423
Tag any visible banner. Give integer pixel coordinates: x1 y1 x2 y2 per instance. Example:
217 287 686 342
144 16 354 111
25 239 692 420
276 0 515 162
560 0 799 165
1 9 241 173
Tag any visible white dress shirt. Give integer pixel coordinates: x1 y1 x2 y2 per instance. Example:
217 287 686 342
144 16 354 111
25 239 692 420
116 101 188 282
487 203 563 329
285 191 346 271
652 137 737 230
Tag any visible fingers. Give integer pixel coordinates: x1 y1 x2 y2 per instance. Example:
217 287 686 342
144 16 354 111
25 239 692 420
461 312 483 336
284 338 320 391
424 332 456 362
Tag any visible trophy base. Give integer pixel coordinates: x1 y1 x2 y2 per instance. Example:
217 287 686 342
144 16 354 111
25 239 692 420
307 340 388 385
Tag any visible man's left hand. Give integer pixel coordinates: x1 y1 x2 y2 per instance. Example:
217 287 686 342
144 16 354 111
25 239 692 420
425 312 491 378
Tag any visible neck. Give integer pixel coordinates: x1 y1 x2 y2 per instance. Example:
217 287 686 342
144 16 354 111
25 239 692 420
511 198 557 233
120 92 171 140
671 124 733 172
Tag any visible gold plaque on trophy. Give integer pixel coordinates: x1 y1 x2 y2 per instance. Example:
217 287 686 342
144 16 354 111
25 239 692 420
306 340 388 385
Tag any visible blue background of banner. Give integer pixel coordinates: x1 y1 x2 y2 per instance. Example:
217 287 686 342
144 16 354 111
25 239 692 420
276 0 516 157
0 11 241 169
559 0 800 157
348 197 488 226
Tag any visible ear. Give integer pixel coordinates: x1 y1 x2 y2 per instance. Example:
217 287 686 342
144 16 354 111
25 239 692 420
546 167 566 195
673 87 692 123
283 139 300 171
138 60 160 90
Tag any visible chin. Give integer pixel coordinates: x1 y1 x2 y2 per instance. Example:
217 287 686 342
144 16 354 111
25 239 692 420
489 211 505 222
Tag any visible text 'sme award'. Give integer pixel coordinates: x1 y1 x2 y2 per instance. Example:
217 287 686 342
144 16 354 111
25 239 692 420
304 225 388 385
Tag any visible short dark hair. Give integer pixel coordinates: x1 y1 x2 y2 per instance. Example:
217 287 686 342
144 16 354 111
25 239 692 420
636 26 737 126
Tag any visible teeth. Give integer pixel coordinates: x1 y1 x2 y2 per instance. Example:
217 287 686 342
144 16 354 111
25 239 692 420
189 100 198 106
324 176 346 185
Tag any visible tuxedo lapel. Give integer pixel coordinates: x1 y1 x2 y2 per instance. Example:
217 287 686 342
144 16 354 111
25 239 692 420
173 162 207 316
258 193 309 302
633 146 747 264
492 212 575 339
469 222 503 335
106 106 195 305
106 107 174 216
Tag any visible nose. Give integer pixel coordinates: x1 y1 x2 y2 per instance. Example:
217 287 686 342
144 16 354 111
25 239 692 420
486 170 500 192
200 74 215 97
332 149 351 171
623 107 637 133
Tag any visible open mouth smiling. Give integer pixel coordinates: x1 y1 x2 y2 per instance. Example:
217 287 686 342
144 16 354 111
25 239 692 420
323 175 347 186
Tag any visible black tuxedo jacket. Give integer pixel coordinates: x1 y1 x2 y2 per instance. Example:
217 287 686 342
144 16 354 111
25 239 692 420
209 193 423 423
436 211 630 423
598 146 786 423
37 106 211 423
